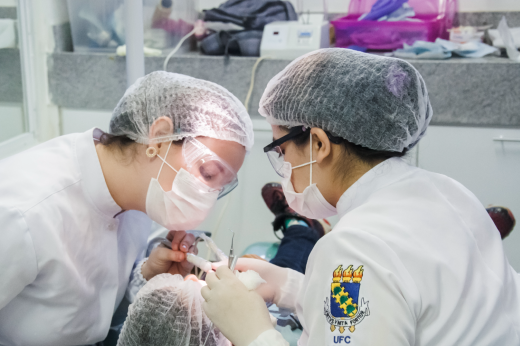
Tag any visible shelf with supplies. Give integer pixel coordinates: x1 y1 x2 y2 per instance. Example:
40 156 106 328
47 51 520 128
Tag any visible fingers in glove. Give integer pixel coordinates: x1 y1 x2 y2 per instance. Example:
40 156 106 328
205 271 220 289
201 286 211 302
215 265 236 281
211 260 227 271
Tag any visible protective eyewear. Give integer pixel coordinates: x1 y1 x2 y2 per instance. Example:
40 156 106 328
183 137 238 199
263 126 342 177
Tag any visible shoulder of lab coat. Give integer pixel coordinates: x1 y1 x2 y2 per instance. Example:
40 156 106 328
297 226 419 346
0 207 38 310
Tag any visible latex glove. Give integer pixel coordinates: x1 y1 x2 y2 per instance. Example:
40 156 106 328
141 230 197 280
212 258 290 305
202 266 274 346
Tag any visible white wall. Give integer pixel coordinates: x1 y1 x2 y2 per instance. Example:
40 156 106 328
61 108 112 134
459 0 520 12
0 103 25 142
0 0 16 6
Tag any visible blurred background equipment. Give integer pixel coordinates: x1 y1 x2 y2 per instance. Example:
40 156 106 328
331 0 458 51
200 0 298 57
66 0 196 53
260 0 330 60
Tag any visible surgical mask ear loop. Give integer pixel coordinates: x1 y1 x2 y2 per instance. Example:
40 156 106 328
291 132 317 185
156 141 178 180
309 132 313 186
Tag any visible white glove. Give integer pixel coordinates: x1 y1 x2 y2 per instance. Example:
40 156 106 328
202 266 275 346
212 258 291 306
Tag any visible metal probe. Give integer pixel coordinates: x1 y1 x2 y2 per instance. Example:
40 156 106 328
228 230 238 271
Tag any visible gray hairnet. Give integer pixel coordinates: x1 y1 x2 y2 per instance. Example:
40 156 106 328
258 48 433 152
110 71 254 151
117 274 228 346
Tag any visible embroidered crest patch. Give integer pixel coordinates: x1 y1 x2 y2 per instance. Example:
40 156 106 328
324 265 370 333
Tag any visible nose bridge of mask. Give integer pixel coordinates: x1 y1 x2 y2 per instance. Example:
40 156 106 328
156 141 179 180
290 132 316 186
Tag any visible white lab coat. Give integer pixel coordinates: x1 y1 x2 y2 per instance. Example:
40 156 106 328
253 158 520 346
0 129 151 346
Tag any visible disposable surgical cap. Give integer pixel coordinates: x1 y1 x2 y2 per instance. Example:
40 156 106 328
259 48 433 152
117 274 228 346
110 71 254 151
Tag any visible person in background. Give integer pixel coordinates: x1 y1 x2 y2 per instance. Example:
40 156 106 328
0 71 253 346
260 182 330 274
201 49 520 346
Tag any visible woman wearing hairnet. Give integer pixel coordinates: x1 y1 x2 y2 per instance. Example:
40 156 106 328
0 72 253 345
202 49 520 345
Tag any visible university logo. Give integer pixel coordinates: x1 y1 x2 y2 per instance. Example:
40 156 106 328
324 265 370 333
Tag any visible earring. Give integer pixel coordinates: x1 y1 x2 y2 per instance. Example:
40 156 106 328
146 147 157 158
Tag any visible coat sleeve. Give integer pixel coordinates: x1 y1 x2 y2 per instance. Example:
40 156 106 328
125 257 148 303
0 207 38 310
298 227 419 346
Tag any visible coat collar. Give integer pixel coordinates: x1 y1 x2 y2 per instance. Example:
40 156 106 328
336 158 416 218
76 128 122 219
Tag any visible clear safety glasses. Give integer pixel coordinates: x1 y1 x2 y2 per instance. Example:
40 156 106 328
263 126 343 178
263 126 308 178
183 137 238 199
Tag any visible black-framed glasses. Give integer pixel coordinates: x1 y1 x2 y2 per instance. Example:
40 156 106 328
263 126 308 177
263 126 342 177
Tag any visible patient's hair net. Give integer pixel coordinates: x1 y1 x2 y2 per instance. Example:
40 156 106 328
258 48 433 152
110 71 254 151
117 274 229 346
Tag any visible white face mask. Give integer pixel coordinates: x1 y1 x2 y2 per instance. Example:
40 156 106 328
146 142 219 230
280 133 337 219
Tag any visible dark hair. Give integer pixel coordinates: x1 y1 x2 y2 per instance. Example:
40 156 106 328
285 127 407 162
99 132 136 148
99 132 184 162
283 127 407 180
99 132 138 161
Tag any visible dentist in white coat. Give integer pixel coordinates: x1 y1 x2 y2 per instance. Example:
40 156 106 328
0 71 253 346
201 49 520 346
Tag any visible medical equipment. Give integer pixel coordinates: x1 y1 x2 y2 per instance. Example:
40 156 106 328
159 232 229 273
259 48 432 152
260 14 330 60
228 230 238 271
203 230 238 346
160 238 214 273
